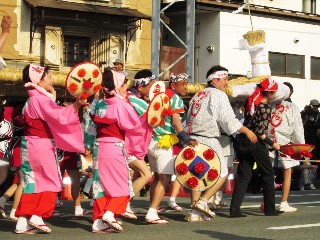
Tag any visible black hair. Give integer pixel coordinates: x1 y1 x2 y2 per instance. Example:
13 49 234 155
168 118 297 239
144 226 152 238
283 82 293 93
134 69 153 79
101 68 115 97
22 64 49 84
206 65 228 79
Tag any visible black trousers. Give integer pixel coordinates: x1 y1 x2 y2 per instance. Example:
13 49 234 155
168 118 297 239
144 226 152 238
230 141 275 214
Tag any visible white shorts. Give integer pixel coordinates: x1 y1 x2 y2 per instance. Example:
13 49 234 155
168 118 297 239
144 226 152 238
147 139 174 175
269 154 300 170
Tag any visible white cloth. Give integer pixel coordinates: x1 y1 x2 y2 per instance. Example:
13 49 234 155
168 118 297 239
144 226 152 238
229 82 290 102
238 39 271 78
186 88 242 177
268 100 305 169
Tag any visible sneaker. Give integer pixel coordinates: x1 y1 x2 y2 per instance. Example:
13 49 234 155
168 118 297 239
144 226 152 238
279 202 297 212
305 184 317 190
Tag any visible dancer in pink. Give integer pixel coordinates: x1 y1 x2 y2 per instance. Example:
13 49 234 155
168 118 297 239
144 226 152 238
90 68 143 233
15 64 85 234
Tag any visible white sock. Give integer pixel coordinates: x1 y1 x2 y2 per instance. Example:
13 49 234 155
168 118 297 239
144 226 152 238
126 202 132 211
92 219 106 230
0 196 7 205
75 205 83 211
146 208 158 220
16 216 28 231
30 215 44 225
10 208 16 217
169 197 176 203
102 210 114 220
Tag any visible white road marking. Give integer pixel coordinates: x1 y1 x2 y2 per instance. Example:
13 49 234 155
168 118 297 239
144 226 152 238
267 223 320 230
240 201 320 209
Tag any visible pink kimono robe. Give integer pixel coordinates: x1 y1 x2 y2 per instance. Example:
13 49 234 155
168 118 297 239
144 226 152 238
16 89 83 218
90 96 142 219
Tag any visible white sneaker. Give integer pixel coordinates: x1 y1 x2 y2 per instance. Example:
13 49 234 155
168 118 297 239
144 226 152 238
279 202 297 212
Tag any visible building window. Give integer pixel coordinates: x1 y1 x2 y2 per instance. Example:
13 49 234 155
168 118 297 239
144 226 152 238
269 52 304 78
311 57 320 79
303 0 316 14
63 36 90 67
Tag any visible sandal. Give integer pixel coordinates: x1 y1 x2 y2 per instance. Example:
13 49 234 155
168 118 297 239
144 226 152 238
102 218 123 232
15 227 40 234
75 209 92 216
157 207 167 213
92 226 116 233
193 198 216 218
186 213 211 222
29 222 52 233
168 203 183 212
145 217 169 224
121 211 137 219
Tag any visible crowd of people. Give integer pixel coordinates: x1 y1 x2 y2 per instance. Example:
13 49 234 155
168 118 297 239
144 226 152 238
0 13 319 235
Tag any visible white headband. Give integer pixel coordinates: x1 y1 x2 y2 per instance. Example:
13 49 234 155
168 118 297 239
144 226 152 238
134 75 156 87
206 71 228 82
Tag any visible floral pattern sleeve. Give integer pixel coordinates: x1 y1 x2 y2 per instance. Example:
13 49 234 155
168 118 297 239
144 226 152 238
244 102 271 136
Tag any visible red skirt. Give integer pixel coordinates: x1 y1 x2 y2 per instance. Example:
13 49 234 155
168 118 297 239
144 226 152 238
92 195 129 221
15 192 57 218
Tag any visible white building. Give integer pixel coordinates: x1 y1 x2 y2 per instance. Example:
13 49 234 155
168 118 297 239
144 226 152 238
162 0 320 110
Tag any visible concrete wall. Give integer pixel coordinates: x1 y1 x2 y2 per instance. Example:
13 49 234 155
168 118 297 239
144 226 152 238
250 0 302 11
195 10 320 110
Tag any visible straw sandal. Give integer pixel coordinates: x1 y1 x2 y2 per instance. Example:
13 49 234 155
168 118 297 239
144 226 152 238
193 198 216 218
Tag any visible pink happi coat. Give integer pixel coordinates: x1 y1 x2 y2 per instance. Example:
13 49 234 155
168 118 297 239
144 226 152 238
21 89 84 193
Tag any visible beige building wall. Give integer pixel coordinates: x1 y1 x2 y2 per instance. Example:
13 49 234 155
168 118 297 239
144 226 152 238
0 0 152 93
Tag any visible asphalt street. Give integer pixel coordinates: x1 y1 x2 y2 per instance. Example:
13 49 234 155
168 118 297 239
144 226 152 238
1 189 320 240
